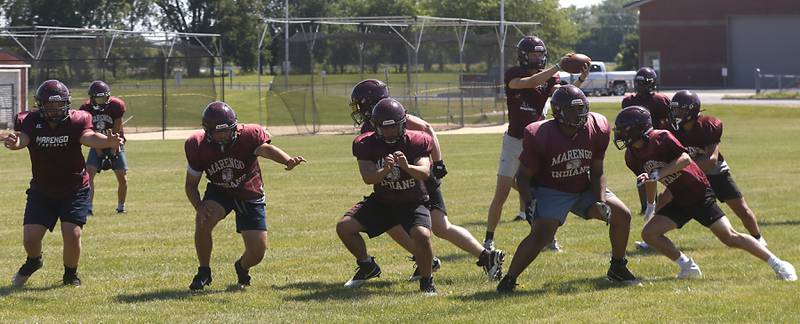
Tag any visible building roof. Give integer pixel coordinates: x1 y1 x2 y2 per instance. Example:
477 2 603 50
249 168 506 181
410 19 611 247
623 0 657 9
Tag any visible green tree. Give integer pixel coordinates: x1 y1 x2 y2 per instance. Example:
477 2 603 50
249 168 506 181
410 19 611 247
614 31 638 70
573 0 638 62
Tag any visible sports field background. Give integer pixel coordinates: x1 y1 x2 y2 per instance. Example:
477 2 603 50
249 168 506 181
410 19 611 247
0 103 798 322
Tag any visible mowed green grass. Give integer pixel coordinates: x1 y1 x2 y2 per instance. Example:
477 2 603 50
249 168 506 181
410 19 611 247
0 104 799 322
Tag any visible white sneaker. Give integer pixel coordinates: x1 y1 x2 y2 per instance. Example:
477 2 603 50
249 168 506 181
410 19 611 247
634 241 651 250
483 240 495 251
543 239 562 252
757 236 768 247
11 273 32 287
677 260 703 279
513 212 527 222
772 260 798 281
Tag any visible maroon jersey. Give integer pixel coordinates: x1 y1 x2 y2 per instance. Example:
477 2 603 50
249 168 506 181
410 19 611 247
621 93 672 130
624 130 710 204
673 115 729 175
79 96 126 135
185 124 270 200
505 66 560 139
519 112 610 193
353 130 433 204
19 110 93 197
14 110 30 131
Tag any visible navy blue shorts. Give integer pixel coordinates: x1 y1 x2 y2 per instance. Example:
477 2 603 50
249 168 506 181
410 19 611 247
24 186 91 231
203 184 267 233
87 146 128 171
424 177 447 214
345 195 431 238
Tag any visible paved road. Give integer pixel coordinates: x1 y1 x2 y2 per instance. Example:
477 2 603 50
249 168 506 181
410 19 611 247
589 89 800 107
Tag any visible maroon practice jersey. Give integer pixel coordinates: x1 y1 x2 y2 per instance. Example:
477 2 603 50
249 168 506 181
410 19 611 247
672 115 729 175
79 96 126 135
505 66 560 139
352 130 433 204
519 112 610 193
14 110 30 131
621 93 672 130
19 110 93 197
624 130 711 204
185 124 271 200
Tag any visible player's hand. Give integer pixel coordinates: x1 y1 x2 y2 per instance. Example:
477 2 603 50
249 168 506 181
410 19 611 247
432 160 448 179
579 62 590 79
107 132 124 149
644 202 656 223
383 154 396 170
4 132 18 149
595 201 611 225
393 151 409 169
284 156 307 170
637 170 659 184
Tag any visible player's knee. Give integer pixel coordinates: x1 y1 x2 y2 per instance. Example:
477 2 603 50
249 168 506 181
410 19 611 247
716 231 739 247
410 226 432 241
641 228 658 243
336 218 354 237
431 220 448 237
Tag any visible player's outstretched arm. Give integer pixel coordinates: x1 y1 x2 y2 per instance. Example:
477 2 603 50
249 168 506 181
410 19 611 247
693 143 719 173
648 152 692 182
406 115 442 162
80 130 124 150
508 53 571 90
589 159 608 203
516 164 537 207
254 143 306 171
3 131 30 150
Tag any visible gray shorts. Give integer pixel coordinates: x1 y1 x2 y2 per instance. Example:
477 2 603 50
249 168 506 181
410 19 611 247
497 132 523 178
531 186 616 225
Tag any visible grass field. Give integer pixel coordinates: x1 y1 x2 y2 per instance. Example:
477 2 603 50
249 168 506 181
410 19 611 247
1 104 799 322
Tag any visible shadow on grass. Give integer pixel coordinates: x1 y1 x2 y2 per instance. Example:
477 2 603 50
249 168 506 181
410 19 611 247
437 253 473 263
760 220 800 227
457 276 636 301
272 280 405 302
114 287 238 303
0 283 65 296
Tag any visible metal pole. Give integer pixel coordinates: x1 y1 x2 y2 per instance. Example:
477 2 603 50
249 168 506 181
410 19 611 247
284 0 289 89
755 68 761 94
499 0 506 124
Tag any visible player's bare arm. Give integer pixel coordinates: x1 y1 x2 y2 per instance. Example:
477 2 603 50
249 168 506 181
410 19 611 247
358 156 394 184
515 164 538 206
3 131 30 150
642 152 692 182
693 142 720 173
395 152 430 181
572 62 591 88
254 143 307 171
590 159 608 203
184 171 203 211
406 115 442 162
509 53 572 90
80 130 124 150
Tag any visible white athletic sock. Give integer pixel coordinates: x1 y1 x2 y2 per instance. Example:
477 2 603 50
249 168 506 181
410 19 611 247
768 256 782 268
674 252 692 267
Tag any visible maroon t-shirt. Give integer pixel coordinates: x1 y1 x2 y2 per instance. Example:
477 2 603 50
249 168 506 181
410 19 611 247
621 93 672 130
519 112 610 193
624 130 711 204
185 124 270 200
79 96 126 136
14 110 30 131
673 115 728 175
352 130 433 204
20 110 93 197
505 66 560 139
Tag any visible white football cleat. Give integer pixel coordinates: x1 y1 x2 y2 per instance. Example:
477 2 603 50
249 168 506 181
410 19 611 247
757 236 768 247
677 260 703 279
772 260 797 282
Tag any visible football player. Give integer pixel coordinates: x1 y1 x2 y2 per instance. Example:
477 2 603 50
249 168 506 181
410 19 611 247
337 98 438 294
496 86 640 293
484 36 589 252
621 67 673 220
6 80 124 287
184 101 306 290
663 90 765 245
79 81 129 214
614 106 796 281
349 79 505 281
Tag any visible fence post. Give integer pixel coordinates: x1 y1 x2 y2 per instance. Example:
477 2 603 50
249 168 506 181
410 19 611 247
446 82 451 126
755 68 761 94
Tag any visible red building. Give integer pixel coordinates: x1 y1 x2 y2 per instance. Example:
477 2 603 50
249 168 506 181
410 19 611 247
624 0 800 88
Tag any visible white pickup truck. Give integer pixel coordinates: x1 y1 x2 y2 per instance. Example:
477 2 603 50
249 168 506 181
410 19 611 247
558 62 636 96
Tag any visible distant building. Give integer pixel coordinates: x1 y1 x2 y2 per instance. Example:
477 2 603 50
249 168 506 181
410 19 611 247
624 0 800 88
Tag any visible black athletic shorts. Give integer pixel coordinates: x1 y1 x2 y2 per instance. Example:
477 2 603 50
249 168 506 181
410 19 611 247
657 188 725 228
345 195 431 238
707 171 743 202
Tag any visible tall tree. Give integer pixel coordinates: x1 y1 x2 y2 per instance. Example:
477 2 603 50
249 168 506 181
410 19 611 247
573 0 638 62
